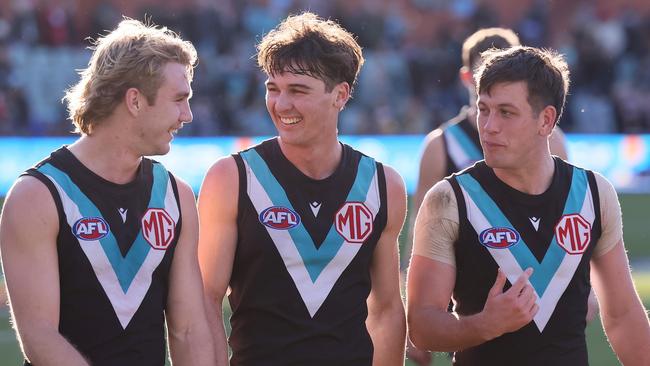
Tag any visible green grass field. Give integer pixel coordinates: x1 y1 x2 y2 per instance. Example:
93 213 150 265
0 194 648 364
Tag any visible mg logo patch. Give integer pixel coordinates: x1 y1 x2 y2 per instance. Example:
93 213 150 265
73 217 110 241
555 213 591 254
259 206 301 230
479 227 520 249
141 208 175 250
335 202 373 243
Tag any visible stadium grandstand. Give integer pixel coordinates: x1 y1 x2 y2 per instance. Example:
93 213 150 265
0 0 648 136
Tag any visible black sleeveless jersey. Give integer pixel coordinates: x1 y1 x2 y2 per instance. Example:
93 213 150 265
440 107 482 176
447 158 602 366
228 138 388 366
23 147 182 366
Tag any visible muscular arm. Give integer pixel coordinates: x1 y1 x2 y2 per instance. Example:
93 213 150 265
366 166 407 366
197 156 239 366
0 177 89 365
166 179 216 365
591 242 650 365
407 181 537 352
590 175 650 366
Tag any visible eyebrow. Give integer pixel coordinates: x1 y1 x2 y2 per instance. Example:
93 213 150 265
265 81 312 90
175 90 192 99
477 100 518 109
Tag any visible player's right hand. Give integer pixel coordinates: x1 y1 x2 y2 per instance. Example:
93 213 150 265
479 268 538 340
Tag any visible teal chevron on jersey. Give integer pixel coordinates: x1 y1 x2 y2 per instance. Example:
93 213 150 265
38 162 178 328
446 123 482 161
456 168 588 295
39 163 168 291
241 149 375 282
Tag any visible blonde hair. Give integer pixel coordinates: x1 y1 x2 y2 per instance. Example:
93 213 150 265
63 18 198 134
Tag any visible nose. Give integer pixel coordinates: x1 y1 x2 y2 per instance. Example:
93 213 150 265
180 100 193 124
273 91 292 113
481 111 499 134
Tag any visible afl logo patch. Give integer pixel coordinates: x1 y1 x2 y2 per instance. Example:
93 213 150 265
72 217 110 241
479 227 520 249
335 202 373 243
141 208 176 250
259 206 301 230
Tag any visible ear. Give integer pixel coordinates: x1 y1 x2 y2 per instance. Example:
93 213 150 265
333 82 351 111
125 87 142 117
459 66 474 89
538 105 557 136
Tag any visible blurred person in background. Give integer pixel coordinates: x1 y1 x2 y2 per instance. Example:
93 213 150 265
408 46 650 365
0 19 215 366
198 12 406 366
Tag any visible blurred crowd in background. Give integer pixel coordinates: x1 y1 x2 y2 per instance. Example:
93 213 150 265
0 0 649 136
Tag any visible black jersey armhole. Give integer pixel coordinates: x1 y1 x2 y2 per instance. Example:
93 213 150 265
232 153 246 224
446 174 467 224
586 170 602 241
21 169 65 229
376 162 388 230
164 166 183 234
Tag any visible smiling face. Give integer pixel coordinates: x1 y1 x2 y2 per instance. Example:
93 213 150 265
265 71 349 148
477 81 553 170
136 62 193 156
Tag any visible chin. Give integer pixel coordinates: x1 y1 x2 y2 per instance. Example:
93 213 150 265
484 156 504 169
278 132 305 146
147 145 171 157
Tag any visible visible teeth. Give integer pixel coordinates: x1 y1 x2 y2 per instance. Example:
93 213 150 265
280 117 301 125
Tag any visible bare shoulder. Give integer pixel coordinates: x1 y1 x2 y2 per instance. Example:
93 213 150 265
591 170 616 196
380 165 407 225
2 175 57 221
422 180 456 214
198 156 239 215
0 175 59 248
591 170 621 220
199 156 239 196
202 156 238 188
421 128 445 159
381 164 407 200
172 175 197 204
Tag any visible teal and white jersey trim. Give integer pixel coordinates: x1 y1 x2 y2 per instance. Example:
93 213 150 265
444 123 482 169
38 163 179 329
456 168 595 331
241 150 380 317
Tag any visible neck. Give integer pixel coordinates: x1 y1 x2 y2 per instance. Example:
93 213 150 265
68 132 142 184
277 137 342 180
492 154 555 195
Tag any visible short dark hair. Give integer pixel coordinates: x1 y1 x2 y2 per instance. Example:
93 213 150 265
476 46 570 124
256 12 364 94
462 27 519 71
